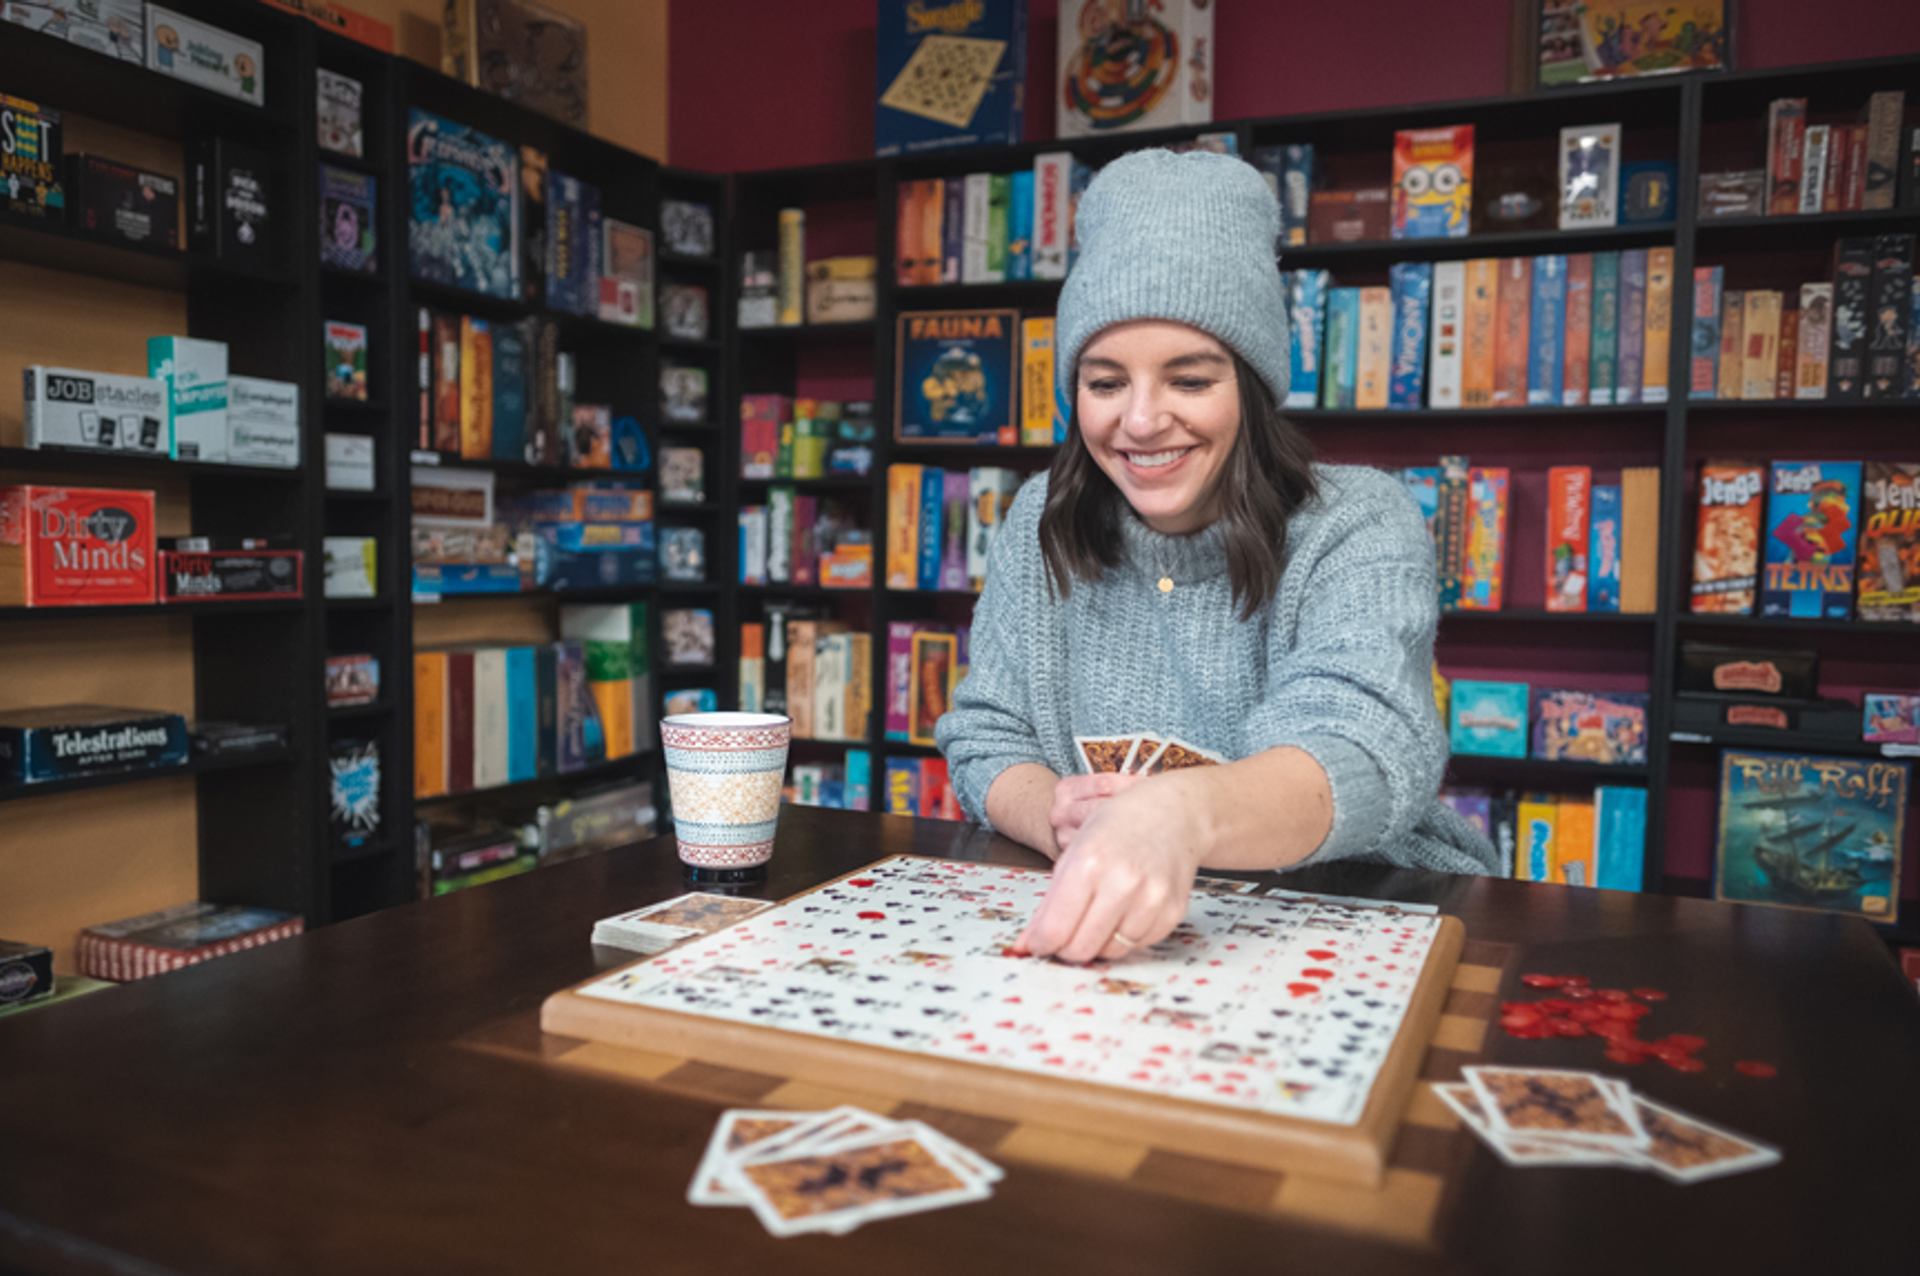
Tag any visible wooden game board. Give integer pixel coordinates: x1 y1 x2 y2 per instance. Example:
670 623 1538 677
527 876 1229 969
542 857 1468 1189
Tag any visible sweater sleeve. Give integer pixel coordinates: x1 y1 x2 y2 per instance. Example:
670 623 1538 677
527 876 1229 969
1239 469 1448 866
936 477 1054 830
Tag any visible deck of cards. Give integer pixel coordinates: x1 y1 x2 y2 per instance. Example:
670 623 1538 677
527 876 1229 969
1439 1066 1781 1183
592 892 774 954
691 1106 1001 1237
1075 732 1225 775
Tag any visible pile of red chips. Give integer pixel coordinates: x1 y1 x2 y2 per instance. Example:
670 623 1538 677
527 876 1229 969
1500 973 1776 1077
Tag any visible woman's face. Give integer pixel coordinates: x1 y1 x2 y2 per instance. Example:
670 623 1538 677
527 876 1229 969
1076 320 1241 535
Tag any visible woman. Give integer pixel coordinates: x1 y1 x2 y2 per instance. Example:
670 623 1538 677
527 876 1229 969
935 148 1496 967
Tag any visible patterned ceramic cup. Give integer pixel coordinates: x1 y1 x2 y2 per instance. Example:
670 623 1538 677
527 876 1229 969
660 712 792 874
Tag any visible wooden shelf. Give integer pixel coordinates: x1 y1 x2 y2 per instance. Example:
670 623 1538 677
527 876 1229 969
0 218 290 290
0 747 294 805
409 450 648 483
736 584 873 600
1438 609 1656 625
736 475 873 491
1667 728 1904 758
413 753 655 808
1292 404 1665 422
0 599 303 621
1445 755 1650 785
0 447 303 483
327 701 391 720
1675 614 1920 638
738 321 874 340
1276 222 1677 265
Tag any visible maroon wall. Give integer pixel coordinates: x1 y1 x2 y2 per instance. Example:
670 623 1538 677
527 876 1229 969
669 0 1920 170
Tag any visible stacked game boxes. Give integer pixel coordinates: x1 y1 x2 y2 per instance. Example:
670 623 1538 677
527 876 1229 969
736 486 870 590
1688 236 1917 401
1398 460 1660 614
1693 91 1906 220
413 636 616 798
1444 677 1650 770
1441 783 1649 891
1690 460 1920 622
883 755 962 821
76 902 303 982
884 620 968 748
735 614 870 743
787 748 873 812
1283 248 1676 411
735 397 875 480
885 465 1027 593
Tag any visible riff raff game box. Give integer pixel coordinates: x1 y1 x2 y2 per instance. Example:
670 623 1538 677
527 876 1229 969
0 485 156 606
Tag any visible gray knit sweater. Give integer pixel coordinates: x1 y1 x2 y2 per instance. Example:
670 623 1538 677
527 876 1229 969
936 465 1498 875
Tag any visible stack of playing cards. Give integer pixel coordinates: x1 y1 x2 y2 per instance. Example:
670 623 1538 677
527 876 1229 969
690 1106 1001 1237
591 892 773 954
1439 1066 1782 1183
1075 732 1225 775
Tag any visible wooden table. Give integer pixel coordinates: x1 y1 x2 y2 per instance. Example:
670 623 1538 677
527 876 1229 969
2 806 1915 1275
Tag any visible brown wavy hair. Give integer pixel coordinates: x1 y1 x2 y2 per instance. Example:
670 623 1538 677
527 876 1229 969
1038 351 1318 622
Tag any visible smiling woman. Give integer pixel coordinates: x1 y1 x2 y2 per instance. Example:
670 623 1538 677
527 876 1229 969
934 148 1496 966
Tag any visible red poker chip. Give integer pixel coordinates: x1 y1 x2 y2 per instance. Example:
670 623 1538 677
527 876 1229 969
1662 1033 1707 1053
1560 974 1591 987
1501 1000 1542 1016
1564 985 1596 1000
1520 973 1565 988
1545 1017 1588 1037
1603 1046 1645 1065
1663 1055 1708 1073
1593 988 1631 1003
1568 1004 1607 1024
1504 1022 1555 1040
1632 987 1669 1002
1735 1060 1778 1079
1590 1018 1635 1042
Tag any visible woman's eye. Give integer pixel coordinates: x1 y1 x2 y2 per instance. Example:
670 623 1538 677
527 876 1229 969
1172 378 1215 392
1084 379 1125 394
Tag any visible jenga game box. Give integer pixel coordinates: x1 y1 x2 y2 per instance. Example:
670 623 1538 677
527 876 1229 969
1690 462 1765 615
0 486 157 606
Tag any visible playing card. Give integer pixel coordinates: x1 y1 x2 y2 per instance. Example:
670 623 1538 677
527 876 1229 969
1627 1096 1782 1184
1135 737 1226 773
1192 875 1260 896
688 1109 811 1206
1124 733 1166 774
1463 1066 1650 1150
725 1129 993 1237
1430 1083 1627 1168
1075 734 1137 774
593 892 773 954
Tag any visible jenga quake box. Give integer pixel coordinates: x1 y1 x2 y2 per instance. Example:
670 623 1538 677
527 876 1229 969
0 486 157 606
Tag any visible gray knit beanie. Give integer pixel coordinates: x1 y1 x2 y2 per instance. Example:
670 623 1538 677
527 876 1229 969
1055 148 1290 409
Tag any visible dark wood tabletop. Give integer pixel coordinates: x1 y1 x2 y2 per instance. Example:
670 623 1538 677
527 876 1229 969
2 806 1916 1276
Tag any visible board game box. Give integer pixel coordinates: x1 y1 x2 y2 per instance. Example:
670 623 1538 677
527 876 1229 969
0 705 187 786
317 67 363 158
23 367 168 457
1532 689 1649 766
545 855 1461 1185
661 198 714 257
1717 750 1907 922
0 938 52 1007
1449 680 1530 758
320 164 377 273
68 153 177 248
876 0 1025 155
1761 460 1861 620
1057 0 1211 139
1864 694 1920 745
0 93 62 219
325 320 369 401
1857 461 1920 622
146 6 263 106
895 310 1017 444
188 137 274 271
407 108 518 300
1391 125 1473 239
0 484 155 606
329 737 380 849
1690 461 1764 614
77 901 303 983
444 0 588 127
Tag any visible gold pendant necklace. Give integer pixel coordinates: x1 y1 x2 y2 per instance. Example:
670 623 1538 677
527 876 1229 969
1157 573 1174 594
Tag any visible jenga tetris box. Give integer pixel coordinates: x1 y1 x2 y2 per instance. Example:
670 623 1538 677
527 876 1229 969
0 486 157 605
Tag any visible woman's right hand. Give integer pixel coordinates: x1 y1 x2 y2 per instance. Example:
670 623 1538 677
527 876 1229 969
1050 772 1147 856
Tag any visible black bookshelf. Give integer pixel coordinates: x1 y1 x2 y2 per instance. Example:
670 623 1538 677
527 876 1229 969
716 53 1920 921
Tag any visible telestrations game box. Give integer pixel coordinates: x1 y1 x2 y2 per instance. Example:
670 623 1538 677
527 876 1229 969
0 485 156 606
0 705 189 787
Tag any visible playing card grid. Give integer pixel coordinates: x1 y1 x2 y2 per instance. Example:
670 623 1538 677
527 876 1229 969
690 1105 1003 1236
1437 1065 1781 1183
579 856 1445 1127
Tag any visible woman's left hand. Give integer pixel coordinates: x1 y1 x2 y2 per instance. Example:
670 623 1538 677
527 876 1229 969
1016 778 1205 964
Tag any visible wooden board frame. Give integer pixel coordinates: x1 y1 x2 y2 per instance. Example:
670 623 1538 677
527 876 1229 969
543 856 1465 1187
